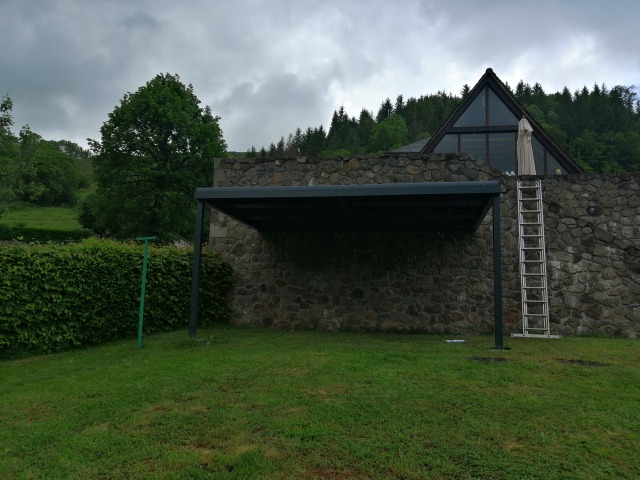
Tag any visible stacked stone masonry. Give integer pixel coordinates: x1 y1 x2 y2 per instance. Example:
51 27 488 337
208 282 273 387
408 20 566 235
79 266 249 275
208 153 640 338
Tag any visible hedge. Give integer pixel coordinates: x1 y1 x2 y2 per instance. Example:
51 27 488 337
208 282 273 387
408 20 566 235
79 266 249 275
0 224 92 243
0 239 232 358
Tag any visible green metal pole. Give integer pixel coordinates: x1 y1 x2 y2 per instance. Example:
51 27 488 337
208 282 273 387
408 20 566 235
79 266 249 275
137 236 156 349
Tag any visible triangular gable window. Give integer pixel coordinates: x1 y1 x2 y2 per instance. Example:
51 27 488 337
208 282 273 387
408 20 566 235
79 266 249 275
454 88 486 127
418 68 582 174
454 87 518 127
488 89 518 126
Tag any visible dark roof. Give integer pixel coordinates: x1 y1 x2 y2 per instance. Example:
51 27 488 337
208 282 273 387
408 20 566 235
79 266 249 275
418 68 582 173
196 181 501 233
391 138 431 154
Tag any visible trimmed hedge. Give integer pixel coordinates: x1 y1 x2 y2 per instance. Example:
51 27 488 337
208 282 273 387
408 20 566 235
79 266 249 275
0 239 232 358
0 224 92 243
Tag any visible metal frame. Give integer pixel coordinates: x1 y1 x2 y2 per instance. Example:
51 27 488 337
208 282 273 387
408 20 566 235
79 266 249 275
189 181 506 349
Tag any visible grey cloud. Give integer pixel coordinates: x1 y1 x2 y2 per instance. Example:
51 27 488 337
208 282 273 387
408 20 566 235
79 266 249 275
217 72 331 150
119 11 160 31
0 0 637 151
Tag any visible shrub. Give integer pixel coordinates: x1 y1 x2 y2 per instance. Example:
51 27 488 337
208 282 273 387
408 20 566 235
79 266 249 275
0 239 232 358
0 225 92 243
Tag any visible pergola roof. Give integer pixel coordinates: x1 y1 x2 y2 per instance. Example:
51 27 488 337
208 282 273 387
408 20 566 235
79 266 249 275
194 181 501 233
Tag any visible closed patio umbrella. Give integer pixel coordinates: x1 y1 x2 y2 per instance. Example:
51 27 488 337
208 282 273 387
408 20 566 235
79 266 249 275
517 117 536 175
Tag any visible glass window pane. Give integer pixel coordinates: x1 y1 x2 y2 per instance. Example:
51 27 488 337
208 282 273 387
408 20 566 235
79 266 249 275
460 133 486 161
547 154 563 174
532 137 545 174
489 133 516 173
433 134 458 153
454 87 486 127
488 88 519 126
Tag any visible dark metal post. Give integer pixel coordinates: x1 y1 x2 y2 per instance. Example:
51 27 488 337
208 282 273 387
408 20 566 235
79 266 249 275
189 200 205 339
492 194 504 350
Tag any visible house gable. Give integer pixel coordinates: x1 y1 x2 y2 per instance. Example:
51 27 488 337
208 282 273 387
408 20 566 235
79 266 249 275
420 68 582 174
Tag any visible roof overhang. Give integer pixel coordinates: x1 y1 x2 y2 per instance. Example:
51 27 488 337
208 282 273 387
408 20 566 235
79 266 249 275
195 181 501 233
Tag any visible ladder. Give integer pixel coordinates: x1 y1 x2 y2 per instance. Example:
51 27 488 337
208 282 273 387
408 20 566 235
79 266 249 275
512 180 561 338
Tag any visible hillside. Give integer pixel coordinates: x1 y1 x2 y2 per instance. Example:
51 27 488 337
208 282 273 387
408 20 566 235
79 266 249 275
252 81 640 173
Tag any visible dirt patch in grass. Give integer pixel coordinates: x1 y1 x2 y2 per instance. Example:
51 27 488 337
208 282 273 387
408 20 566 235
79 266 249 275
468 356 509 362
557 359 608 367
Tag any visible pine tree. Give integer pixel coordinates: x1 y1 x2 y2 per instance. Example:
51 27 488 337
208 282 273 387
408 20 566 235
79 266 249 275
376 98 394 122
394 95 405 115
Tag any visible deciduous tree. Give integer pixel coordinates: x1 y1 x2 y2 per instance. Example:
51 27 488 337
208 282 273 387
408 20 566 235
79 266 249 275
0 94 18 214
368 114 409 153
83 73 226 239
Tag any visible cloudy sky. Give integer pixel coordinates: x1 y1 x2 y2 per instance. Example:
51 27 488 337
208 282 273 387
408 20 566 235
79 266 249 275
1 0 638 152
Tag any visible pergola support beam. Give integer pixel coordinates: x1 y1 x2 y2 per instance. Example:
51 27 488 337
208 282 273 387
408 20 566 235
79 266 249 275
493 194 505 350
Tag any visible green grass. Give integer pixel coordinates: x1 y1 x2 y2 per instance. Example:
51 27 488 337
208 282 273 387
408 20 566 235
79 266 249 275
1 328 639 479
0 204 82 231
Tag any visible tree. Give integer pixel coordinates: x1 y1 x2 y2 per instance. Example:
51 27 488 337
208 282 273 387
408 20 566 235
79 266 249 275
356 109 376 151
394 95 405 115
20 138 84 206
84 73 226 239
325 106 358 154
0 94 19 214
368 114 409 153
376 98 394 122
0 96 52 212
56 139 93 187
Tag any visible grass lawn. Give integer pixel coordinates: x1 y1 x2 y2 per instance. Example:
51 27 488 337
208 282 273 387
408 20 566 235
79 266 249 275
0 204 82 231
1 327 639 479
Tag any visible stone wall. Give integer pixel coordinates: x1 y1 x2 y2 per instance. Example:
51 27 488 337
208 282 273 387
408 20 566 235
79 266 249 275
208 153 640 338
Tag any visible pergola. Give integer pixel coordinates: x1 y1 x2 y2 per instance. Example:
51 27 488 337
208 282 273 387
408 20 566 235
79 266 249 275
189 181 506 349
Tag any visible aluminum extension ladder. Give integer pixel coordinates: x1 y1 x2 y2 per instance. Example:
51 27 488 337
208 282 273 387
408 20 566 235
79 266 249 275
512 180 561 338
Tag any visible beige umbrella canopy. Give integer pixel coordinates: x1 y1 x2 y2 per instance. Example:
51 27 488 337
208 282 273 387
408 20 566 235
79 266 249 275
517 117 536 175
